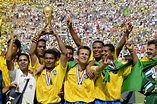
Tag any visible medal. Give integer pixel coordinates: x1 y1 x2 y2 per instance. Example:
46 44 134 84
78 84 82 88
45 69 53 87
47 85 51 89
76 65 86 88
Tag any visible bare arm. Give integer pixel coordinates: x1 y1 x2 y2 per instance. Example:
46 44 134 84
116 23 133 57
67 16 82 47
130 50 138 66
2 82 19 94
6 35 17 71
86 60 96 79
29 35 40 67
51 28 68 68
35 64 45 75
29 28 46 67
2 86 10 94
125 41 138 66
95 57 111 73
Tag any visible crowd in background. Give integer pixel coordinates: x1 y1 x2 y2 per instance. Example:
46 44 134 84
0 0 157 59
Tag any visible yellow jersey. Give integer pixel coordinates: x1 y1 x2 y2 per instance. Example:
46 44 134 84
64 65 96 103
95 62 132 101
0 56 19 87
0 56 10 87
36 60 67 104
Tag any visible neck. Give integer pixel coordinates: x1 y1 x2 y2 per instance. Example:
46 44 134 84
95 57 102 62
45 66 55 71
78 62 87 71
22 70 28 76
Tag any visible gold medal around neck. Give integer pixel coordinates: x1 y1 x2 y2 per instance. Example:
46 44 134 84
78 84 82 88
47 85 51 89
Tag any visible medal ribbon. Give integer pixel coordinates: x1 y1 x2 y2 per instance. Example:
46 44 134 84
76 65 86 85
45 69 53 86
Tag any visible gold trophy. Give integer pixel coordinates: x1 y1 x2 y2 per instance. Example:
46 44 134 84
43 6 53 34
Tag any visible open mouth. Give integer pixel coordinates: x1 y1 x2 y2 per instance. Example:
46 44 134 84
21 64 26 67
147 53 152 56
94 52 101 56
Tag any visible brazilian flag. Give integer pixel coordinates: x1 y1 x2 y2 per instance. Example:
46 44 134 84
122 58 157 92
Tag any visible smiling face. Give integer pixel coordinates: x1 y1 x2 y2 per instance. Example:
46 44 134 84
36 41 46 57
18 55 29 72
67 48 74 61
77 49 90 64
44 53 56 70
146 44 157 59
146 40 157 60
92 42 103 59
102 44 115 60
102 46 114 59
7 43 19 57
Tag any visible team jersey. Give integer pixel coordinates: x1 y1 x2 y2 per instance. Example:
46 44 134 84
29 57 59 75
0 56 19 87
64 65 96 103
95 60 132 101
36 60 67 104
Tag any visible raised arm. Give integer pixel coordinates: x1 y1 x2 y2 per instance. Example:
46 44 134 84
29 28 46 67
29 35 40 67
50 28 68 68
67 15 82 47
6 35 17 71
125 41 138 66
116 22 133 57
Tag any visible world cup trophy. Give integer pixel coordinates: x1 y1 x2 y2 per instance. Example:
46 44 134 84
43 6 53 34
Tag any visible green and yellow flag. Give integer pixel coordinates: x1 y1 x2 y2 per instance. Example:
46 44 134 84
122 58 157 92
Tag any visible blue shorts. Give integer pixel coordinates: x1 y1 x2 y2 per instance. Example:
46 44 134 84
94 99 121 104
64 101 93 104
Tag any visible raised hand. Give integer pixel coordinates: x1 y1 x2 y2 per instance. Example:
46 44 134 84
123 22 133 36
125 40 133 53
37 24 48 36
86 66 95 79
49 27 58 36
103 56 111 65
32 35 39 43
11 34 17 41
66 14 72 28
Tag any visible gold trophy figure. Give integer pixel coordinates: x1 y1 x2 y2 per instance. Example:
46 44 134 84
43 6 53 34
